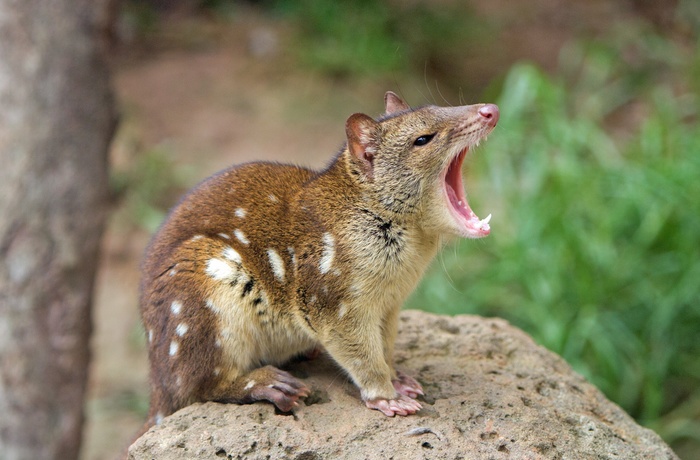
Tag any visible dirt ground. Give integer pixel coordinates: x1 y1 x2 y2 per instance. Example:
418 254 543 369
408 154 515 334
80 3 649 458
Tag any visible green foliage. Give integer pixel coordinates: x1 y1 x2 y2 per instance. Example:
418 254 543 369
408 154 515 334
408 34 700 449
269 0 483 78
196 0 239 18
122 1 160 36
271 0 404 76
110 146 188 233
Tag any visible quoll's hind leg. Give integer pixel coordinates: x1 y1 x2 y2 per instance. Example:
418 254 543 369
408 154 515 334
207 365 310 412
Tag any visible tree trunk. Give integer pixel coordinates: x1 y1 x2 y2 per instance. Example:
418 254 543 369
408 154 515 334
0 1 117 459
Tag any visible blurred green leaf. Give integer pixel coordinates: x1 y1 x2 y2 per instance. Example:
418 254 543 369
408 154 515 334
409 32 700 452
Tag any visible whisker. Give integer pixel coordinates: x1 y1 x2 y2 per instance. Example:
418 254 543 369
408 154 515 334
424 62 436 104
435 81 452 107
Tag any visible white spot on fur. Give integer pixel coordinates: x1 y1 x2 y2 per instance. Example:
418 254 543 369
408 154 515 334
309 295 317 304
148 329 153 343
191 235 203 241
155 412 164 425
213 367 221 376
267 248 285 283
268 194 279 202
319 232 335 274
168 269 177 276
171 300 182 315
176 323 188 337
234 229 250 245
169 341 179 356
244 380 256 390
218 233 230 240
235 208 246 218
338 303 347 318
350 282 363 296
215 338 222 348
206 299 221 314
176 375 182 386
222 246 242 264
206 258 234 281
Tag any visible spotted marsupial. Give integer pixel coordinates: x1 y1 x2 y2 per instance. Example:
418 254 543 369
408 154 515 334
138 92 500 432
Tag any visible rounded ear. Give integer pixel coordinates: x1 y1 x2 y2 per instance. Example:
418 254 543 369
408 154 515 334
345 113 379 179
384 91 410 115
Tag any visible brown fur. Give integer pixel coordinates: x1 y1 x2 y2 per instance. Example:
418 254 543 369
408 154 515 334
138 92 499 431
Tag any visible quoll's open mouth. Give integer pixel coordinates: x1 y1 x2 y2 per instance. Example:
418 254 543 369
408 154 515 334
444 147 492 238
442 102 498 238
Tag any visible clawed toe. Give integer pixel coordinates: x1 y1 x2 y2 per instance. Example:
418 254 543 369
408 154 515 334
393 370 424 399
246 367 309 412
365 395 422 417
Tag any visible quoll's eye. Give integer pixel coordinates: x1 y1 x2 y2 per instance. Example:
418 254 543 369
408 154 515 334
413 134 436 146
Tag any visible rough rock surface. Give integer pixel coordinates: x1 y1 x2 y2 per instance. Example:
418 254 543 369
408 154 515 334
129 310 677 460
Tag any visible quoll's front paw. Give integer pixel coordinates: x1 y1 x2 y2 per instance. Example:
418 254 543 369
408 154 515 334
393 370 424 399
248 366 310 412
365 394 422 417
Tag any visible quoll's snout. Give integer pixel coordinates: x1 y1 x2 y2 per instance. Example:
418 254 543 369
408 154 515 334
478 104 499 127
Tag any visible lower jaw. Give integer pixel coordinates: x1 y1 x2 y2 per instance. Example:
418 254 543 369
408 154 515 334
443 155 491 238
446 215 490 238
444 195 491 238
459 224 490 239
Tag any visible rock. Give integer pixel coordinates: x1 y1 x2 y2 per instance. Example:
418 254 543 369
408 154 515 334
128 310 678 460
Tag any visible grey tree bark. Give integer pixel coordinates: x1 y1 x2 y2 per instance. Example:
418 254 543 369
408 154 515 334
0 1 118 459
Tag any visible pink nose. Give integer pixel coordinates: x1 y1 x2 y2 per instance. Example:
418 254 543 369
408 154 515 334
478 104 499 126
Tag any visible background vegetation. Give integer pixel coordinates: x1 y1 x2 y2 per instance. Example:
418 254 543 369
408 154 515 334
411 38 700 454
111 0 700 457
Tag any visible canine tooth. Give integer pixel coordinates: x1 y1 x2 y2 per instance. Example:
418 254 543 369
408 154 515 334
482 214 492 225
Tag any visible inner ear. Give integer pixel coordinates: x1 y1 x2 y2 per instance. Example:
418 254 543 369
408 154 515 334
346 113 379 179
384 91 410 115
